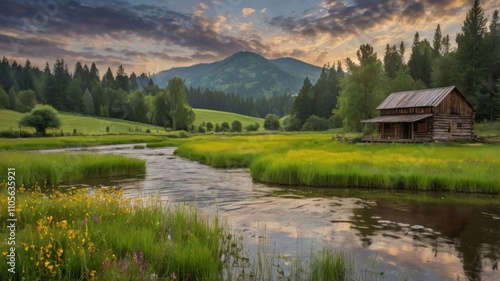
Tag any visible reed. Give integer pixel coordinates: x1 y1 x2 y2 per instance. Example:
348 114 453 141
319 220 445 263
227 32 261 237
0 151 146 186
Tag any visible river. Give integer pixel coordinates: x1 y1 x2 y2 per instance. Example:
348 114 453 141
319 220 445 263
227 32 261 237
45 144 499 281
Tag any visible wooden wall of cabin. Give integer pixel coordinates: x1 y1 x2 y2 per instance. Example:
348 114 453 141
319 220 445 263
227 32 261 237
413 117 433 142
432 115 474 141
380 107 433 115
436 90 475 116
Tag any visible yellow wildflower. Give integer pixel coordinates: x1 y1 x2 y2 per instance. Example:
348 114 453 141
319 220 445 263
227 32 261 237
56 248 63 258
2 252 7 256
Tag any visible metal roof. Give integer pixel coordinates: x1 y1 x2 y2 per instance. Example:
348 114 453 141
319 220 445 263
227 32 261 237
377 86 456 110
361 114 433 123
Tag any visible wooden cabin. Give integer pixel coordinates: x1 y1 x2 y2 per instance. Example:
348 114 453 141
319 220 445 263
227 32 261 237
361 86 475 142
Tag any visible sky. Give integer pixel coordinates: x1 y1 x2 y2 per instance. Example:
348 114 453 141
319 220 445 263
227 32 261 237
0 0 498 75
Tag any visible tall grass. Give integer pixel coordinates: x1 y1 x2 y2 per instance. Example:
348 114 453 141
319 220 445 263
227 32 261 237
0 184 244 281
0 152 146 186
173 134 500 194
0 135 164 150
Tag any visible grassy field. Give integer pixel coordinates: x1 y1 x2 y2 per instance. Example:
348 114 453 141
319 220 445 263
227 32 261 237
192 108 264 128
0 109 169 136
174 133 500 194
0 108 264 136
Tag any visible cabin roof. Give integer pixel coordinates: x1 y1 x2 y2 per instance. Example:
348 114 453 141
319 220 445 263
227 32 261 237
361 114 433 123
377 86 457 110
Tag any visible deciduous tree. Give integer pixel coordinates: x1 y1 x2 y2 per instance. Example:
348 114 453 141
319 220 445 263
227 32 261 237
18 105 61 136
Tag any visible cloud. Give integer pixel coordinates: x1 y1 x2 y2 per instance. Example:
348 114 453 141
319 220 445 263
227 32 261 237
242 8 256 17
261 8 268 15
269 0 473 41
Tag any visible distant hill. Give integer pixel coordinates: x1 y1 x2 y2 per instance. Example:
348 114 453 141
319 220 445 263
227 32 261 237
152 51 322 98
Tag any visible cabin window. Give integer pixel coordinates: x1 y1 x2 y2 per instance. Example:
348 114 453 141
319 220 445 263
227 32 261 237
450 121 457 133
457 122 463 128
384 123 393 130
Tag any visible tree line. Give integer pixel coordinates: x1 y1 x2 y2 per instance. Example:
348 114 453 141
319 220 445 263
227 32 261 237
0 58 258 131
186 87 293 118
288 0 499 132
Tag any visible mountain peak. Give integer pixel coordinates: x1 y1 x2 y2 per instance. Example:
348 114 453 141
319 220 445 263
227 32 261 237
152 52 322 97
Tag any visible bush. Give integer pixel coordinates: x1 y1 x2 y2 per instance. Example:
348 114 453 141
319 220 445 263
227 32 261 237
215 123 221 132
221 122 230 132
283 116 302 131
198 125 206 133
245 122 260 131
178 130 189 138
206 122 214 131
264 114 281 130
302 115 330 131
146 129 151 133
231 120 242 132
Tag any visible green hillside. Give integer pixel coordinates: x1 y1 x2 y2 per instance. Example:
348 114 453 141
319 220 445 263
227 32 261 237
0 109 263 135
193 109 263 128
153 51 322 98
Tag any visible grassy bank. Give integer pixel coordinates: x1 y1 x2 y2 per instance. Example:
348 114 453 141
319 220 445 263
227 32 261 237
0 152 146 186
0 184 358 281
0 185 242 281
174 134 500 194
0 135 164 150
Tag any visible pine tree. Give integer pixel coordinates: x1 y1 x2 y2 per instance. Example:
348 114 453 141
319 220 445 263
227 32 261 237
456 0 489 119
45 59 70 110
383 43 405 79
408 33 433 86
102 67 115 89
290 77 314 128
115 65 129 92
89 63 100 85
433 24 443 57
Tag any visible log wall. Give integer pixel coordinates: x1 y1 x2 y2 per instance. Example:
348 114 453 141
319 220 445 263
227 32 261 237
432 115 474 141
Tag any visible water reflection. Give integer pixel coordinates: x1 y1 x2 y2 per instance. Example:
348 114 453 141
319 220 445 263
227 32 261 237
43 145 500 281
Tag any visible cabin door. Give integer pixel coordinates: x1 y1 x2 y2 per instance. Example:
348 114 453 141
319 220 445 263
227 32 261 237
402 123 411 139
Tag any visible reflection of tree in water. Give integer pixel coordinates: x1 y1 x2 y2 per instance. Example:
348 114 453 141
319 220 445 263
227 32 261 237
349 199 499 280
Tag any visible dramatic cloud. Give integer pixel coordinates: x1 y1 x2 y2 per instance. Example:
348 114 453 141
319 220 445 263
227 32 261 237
0 0 496 73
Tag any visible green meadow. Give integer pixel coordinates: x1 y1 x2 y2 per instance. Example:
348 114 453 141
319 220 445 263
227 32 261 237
174 134 500 194
0 109 167 136
192 108 264 128
0 108 263 136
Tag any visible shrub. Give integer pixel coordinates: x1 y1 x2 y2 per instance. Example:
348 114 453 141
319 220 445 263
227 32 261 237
198 125 206 133
245 122 260 132
231 120 242 132
264 114 281 130
178 130 189 138
206 122 214 132
221 122 230 132
302 115 330 131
